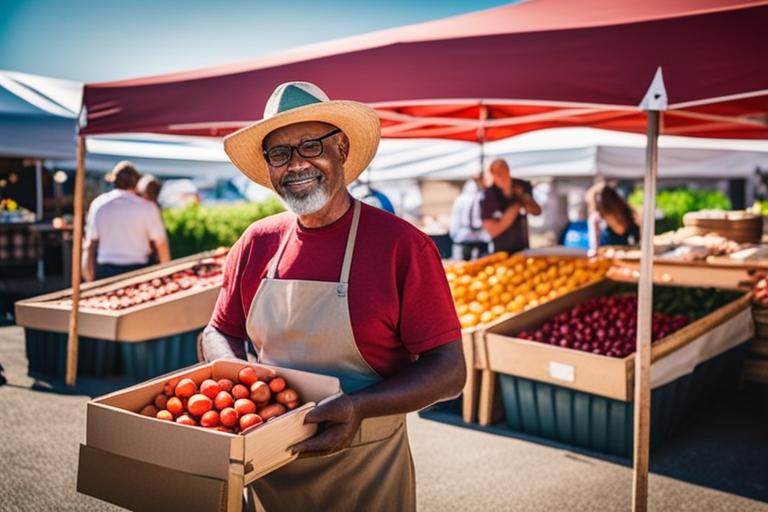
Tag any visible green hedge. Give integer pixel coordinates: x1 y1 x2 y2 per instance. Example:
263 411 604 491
162 198 285 257
628 188 731 231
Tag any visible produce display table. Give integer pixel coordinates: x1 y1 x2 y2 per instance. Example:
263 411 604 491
476 279 752 456
446 253 612 423
15 249 226 380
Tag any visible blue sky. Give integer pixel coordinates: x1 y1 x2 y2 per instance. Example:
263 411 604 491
0 0 511 83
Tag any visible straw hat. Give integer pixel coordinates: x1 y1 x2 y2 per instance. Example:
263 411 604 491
223 82 381 190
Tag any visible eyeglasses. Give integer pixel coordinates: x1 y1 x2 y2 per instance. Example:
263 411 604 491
263 128 341 167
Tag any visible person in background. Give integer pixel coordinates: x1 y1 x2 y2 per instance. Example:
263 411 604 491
586 182 640 255
480 158 542 254
449 174 490 260
137 174 162 206
350 181 396 214
82 161 171 281
202 81 464 511
137 174 164 264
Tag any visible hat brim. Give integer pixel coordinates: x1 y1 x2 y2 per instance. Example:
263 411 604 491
224 100 381 191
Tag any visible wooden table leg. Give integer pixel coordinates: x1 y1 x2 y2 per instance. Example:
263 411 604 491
478 369 495 426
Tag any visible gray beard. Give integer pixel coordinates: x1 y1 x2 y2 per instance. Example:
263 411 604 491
278 182 330 215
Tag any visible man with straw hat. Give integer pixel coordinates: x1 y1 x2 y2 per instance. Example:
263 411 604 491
201 82 465 511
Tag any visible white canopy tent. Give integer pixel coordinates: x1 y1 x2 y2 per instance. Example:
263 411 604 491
0 70 81 160
5 70 763 186
362 128 768 182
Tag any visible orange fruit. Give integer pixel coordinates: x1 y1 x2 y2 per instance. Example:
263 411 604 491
200 410 220 428
219 407 239 427
200 379 221 399
214 391 234 411
156 410 174 421
234 398 257 416
238 367 259 387
239 413 263 431
187 394 213 417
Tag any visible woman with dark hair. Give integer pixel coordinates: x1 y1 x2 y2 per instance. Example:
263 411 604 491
586 182 640 254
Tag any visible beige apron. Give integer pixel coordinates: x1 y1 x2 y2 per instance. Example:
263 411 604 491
245 200 416 512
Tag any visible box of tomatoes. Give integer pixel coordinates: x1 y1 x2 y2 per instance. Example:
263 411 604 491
77 359 341 512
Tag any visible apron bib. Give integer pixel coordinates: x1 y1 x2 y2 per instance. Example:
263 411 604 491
246 200 416 512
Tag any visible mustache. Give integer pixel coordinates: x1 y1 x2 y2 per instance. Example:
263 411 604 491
281 169 323 186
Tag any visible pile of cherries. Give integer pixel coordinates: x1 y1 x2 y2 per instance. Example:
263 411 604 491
517 295 690 358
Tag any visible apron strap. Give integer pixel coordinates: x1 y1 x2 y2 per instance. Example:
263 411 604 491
267 220 296 279
337 200 361 296
268 200 361 282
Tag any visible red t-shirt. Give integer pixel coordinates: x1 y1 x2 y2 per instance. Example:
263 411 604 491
210 201 461 378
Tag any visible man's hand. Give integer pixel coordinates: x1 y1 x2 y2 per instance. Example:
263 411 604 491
290 393 361 456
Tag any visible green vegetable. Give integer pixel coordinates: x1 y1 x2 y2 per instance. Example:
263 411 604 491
162 198 285 257
629 188 731 231
613 283 742 319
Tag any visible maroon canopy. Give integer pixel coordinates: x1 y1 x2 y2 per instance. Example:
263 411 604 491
81 0 768 140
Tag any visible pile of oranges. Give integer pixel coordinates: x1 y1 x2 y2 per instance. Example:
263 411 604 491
445 252 612 329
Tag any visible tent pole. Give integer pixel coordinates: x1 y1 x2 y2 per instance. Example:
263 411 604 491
632 110 659 512
65 136 86 387
35 160 43 221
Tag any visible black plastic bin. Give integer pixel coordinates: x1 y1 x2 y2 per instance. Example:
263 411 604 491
497 343 747 457
25 328 200 381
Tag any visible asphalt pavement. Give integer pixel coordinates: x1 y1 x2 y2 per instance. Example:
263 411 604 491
1 325 766 511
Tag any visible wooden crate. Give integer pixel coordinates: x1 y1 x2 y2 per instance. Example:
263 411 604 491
78 359 341 512
15 253 222 342
607 259 751 291
460 327 488 423
460 276 608 424
683 212 763 244
478 279 751 426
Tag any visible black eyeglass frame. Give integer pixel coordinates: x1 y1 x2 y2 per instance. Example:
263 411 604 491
262 128 342 167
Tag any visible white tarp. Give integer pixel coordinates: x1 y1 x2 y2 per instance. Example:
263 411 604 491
7 71 767 184
0 70 80 159
363 128 768 182
650 306 753 389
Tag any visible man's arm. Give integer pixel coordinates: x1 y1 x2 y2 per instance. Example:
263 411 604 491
292 339 465 455
482 202 521 239
154 239 172 263
82 239 98 282
200 324 247 361
518 193 542 216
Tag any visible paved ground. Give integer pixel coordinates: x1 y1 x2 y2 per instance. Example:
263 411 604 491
1 325 767 511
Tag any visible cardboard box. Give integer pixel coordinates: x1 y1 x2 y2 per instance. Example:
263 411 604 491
477 280 751 425
462 276 609 424
77 359 341 512
15 253 223 342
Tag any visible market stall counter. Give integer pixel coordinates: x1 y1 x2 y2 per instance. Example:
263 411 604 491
15 249 227 380
445 252 612 423
477 278 752 457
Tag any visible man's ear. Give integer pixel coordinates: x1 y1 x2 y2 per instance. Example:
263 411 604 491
338 134 350 163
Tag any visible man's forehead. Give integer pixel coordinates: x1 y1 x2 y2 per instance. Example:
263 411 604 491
265 121 337 143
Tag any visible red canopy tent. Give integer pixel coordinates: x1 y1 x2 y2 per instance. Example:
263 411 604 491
70 2 768 510
80 0 767 141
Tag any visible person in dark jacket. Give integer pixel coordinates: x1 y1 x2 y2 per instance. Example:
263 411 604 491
479 158 542 254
